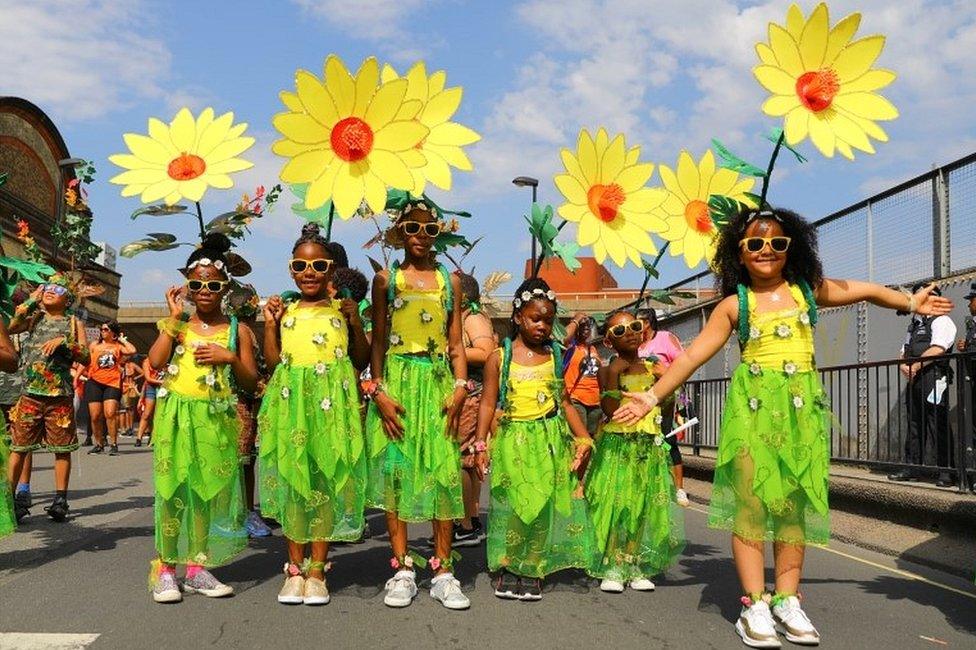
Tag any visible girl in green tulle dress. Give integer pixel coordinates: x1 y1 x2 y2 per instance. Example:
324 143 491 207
365 202 470 611
614 208 952 646
587 311 684 593
147 234 259 604
259 223 370 606
0 318 18 539
474 278 596 602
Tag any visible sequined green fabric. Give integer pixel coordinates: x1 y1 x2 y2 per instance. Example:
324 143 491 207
487 417 596 578
0 415 15 540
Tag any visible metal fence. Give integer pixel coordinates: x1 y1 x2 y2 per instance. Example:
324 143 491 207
686 352 976 492
665 151 976 305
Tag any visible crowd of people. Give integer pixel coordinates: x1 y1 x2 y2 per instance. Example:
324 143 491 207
0 199 956 649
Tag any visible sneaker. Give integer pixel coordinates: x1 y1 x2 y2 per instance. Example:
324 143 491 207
600 579 625 593
87 445 103 455
245 510 272 538
182 569 234 598
493 570 520 600
15 489 31 508
122 429 135 437
772 596 820 645
152 572 182 604
44 496 69 522
675 488 690 507
383 570 417 608
277 563 305 604
303 576 330 606
13 492 29 523
629 578 656 591
430 573 470 610
521 577 543 601
452 521 483 547
108 444 119 456
134 438 143 448
736 601 782 648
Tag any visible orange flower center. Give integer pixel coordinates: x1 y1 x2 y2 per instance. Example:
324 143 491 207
684 200 713 234
587 183 625 223
331 117 374 162
167 153 206 181
795 69 840 113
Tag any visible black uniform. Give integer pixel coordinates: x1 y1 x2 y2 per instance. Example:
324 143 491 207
902 316 954 469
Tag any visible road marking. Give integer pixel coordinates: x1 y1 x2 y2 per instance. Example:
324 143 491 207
0 634 100 650
684 504 976 602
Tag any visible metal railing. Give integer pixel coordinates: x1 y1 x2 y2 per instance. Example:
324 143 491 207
685 352 976 493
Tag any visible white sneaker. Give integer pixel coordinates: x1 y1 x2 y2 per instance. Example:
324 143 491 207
675 488 690 507
772 596 820 645
599 579 625 593
736 601 782 648
383 570 418 608
430 573 470 610
182 569 234 598
303 576 330 606
629 578 655 591
152 572 182 604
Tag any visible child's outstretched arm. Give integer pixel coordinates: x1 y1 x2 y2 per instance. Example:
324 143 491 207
816 280 953 314
614 295 738 424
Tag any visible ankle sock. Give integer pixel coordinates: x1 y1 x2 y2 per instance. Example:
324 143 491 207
16 483 29 494
186 564 203 579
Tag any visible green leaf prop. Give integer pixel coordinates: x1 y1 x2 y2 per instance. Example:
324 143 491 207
290 184 335 226
0 256 55 283
130 204 188 219
765 128 807 164
120 232 185 258
711 139 767 178
707 194 747 229
641 259 660 279
205 210 262 240
525 203 581 274
433 231 472 253
551 239 582 272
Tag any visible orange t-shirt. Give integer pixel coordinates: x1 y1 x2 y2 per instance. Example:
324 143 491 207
563 345 601 407
89 342 123 388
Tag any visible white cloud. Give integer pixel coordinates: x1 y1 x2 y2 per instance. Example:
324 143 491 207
0 0 172 122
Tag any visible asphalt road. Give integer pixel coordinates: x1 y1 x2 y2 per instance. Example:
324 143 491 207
1 444 974 649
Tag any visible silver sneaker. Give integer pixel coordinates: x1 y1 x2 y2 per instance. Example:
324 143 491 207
772 596 820 645
736 601 782 648
152 572 182 604
383 570 418 608
182 569 234 598
430 573 470 610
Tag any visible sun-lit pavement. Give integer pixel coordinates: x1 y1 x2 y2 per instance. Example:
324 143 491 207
1 445 974 649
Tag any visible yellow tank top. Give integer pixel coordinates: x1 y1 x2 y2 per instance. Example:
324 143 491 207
602 361 662 435
279 301 349 366
387 268 447 355
164 327 233 399
741 284 816 372
507 357 557 421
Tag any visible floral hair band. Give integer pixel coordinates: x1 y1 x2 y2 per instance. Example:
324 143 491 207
513 288 557 308
187 258 225 271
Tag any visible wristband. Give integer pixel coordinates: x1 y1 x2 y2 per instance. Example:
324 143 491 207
156 317 188 339
361 379 384 398
473 440 487 453
574 437 595 449
908 294 917 314
453 378 468 389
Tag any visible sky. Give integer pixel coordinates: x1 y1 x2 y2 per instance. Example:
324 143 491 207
2 0 975 302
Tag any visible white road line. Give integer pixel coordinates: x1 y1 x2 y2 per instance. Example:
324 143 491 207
0 633 100 650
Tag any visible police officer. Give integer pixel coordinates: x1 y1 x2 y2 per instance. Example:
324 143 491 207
889 283 956 485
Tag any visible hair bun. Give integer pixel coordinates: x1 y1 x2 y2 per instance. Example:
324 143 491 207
201 232 232 254
300 223 321 239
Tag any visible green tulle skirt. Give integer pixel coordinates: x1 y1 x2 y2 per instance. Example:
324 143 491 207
365 354 462 522
708 364 830 545
152 391 246 566
0 418 15 540
487 416 596 578
585 431 685 580
258 361 366 542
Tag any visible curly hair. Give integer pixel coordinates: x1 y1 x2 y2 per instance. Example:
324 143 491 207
712 206 823 297
186 233 231 277
326 241 349 269
331 267 369 302
458 272 480 305
292 223 330 255
508 277 557 340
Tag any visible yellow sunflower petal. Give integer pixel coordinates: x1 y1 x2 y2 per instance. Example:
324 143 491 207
279 90 304 113
363 170 388 216
194 108 215 148
352 58 379 117
367 149 415 190
754 65 797 95
273 112 329 145
756 42 778 66
108 153 153 171
423 87 462 125
169 108 197 153
769 23 803 76
324 55 356 116
429 70 446 95
763 94 802 117
808 113 836 157
624 187 667 213
785 3 805 39
427 122 480 146
305 158 342 209
373 120 429 152
207 158 253 175
577 130 598 186
699 150 716 188
592 240 607 264
577 213 600 246
205 136 255 164
832 35 885 83
332 162 366 218
403 62 429 103
676 151 701 201
110 169 165 185
613 162 654 193
206 174 234 189
197 112 234 158
141 179 179 204
838 68 896 94
601 133 626 183
706 168 738 198
832 92 899 120
784 107 811 145
558 203 589 223
364 78 409 129
841 111 889 142
122 133 173 166
657 164 684 201
625 146 640 166
823 11 861 64
296 69 340 127
433 144 473 171
825 109 875 153
179 178 208 202
835 140 855 160
147 118 177 157
281 149 334 183
422 150 453 190
798 3 829 70
380 63 397 84
554 173 587 205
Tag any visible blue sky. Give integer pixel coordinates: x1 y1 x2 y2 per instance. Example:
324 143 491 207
4 0 976 302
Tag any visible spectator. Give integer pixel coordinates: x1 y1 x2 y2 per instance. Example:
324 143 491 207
637 308 690 507
562 313 602 436
85 321 136 456
956 280 976 493
889 283 956 486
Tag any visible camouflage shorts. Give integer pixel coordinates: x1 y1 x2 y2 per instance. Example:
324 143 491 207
9 394 78 453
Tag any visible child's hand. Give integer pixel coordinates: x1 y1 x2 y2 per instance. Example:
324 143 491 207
30 286 44 302
443 386 467 438
263 295 284 324
338 298 362 329
39 337 66 356
613 390 658 425
164 285 185 319
570 441 592 474
193 343 234 366
375 392 406 440
913 283 953 315
474 448 489 480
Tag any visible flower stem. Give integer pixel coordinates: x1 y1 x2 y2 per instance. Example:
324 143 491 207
633 241 670 313
531 220 569 278
759 130 786 209
194 202 206 242
325 202 336 242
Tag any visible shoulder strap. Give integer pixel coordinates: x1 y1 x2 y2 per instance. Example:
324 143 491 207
386 260 401 306
437 263 453 313
497 337 513 408
228 315 239 353
797 279 819 327
736 283 750 346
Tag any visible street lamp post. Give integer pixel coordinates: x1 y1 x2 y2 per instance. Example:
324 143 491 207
512 176 539 276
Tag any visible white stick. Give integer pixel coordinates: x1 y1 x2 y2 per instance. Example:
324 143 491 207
664 417 699 440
